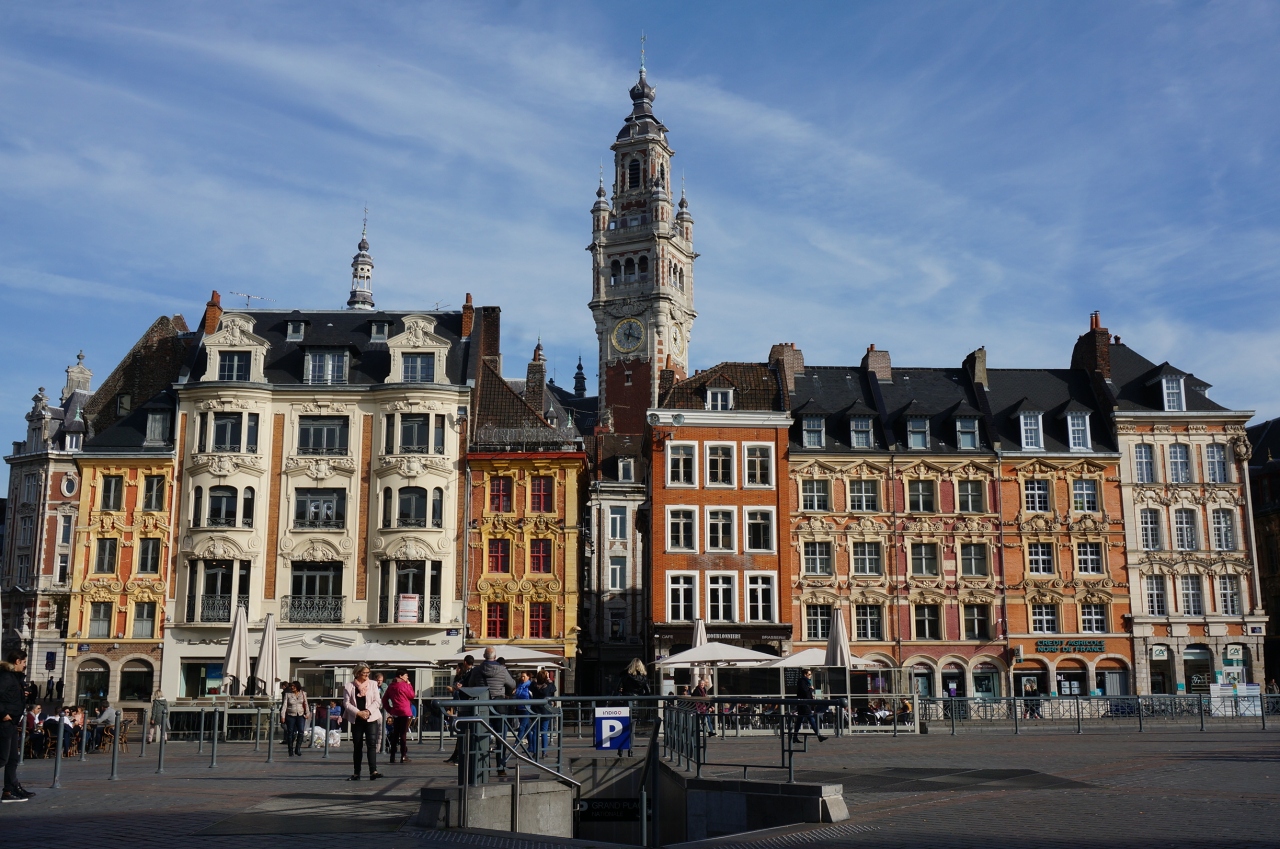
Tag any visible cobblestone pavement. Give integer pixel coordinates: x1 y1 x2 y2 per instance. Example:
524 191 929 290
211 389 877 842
5 729 1280 848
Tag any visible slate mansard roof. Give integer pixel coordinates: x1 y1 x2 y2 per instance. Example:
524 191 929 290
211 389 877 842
1106 343 1229 415
83 390 178 454
658 363 786 411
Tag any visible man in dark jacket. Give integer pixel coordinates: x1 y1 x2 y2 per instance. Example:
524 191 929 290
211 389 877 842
466 648 517 775
0 649 34 801
792 669 827 743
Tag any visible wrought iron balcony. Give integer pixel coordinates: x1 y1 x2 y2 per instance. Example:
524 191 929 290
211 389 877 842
397 518 428 528
294 519 344 530
297 446 348 456
281 594 344 624
199 594 247 623
378 595 441 624
207 517 238 528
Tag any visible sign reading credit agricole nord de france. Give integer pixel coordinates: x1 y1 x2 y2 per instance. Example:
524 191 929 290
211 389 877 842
1034 639 1106 654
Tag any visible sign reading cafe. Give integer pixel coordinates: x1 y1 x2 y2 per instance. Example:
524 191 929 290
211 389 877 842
1034 639 1106 654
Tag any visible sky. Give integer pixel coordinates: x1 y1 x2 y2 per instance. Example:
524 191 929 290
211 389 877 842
2 2 1279 439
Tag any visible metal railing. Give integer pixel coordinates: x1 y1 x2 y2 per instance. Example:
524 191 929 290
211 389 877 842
293 519 344 529
200 594 232 622
915 694 1279 734
280 595 344 624
452 716 581 832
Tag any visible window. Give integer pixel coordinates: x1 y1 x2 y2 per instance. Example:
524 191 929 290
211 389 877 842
191 486 202 528
60 515 73 545
486 602 509 639
617 458 634 482
133 602 157 639
1031 604 1058 633
908 480 935 512
56 554 68 584
101 475 124 510
706 510 734 551
145 411 169 445
1140 509 1162 550
1067 413 1091 450
208 485 239 527
746 510 773 551
803 541 833 575
848 480 878 511
608 609 626 640
431 487 444 529
242 486 255 529
21 473 39 505
370 322 388 342
1205 444 1229 484
397 487 427 527
707 575 735 622
802 416 825 448
911 543 939 576
212 413 242 452
1080 603 1106 634
608 557 626 591
668 445 695 485
65 434 81 451
17 516 32 546
137 538 161 574
1146 575 1168 616
487 539 511 572
89 602 113 638
1020 413 1043 450
907 418 929 449
914 605 941 640
1027 542 1054 575
1163 376 1184 412
1173 509 1197 551
143 475 165 511
399 415 430 452
850 417 873 448
197 412 207 452
1024 479 1049 512
628 158 641 189
609 506 627 539
529 476 553 512
1181 575 1204 615
94 539 118 573
707 389 732 410
218 351 251 382
287 321 305 341
489 476 513 512
306 350 347 385
294 489 343 529
805 605 832 641
801 479 830 511
957 480 984 513
298 417 348 455
1212 509 1236 551
747 575 774 622
668 509 695 550
402 353 435 383
852 542 882 575
855 605 883 640
116 393 132 415
745 446 772 486
1075 542 1104 575
707 445 734 486
1168 444 1191 483
669 575 695 621
528 602 551 639
1072 480 1098 512
1218 575 1241 616
956 418 979 450
960 544 988 577
1134 444 1155 483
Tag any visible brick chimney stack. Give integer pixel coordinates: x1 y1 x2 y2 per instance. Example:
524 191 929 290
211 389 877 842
201 290 223 335
1070 311 1111 379
768 342 805 393
461 292 475 338
963 347 988 387
861 344 892 383
526 341 546 418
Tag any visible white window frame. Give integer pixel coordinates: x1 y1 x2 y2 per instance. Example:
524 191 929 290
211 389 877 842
305 349 348 385
1211 509 1236 551
1020 412 1044 450
705 508 736 553
848 479 878 512
1080 603 1106 634
667 573 697 622
1075 541 1104 575
854 604 884 641
907 418 929 450
1168 444 1192 483
742 443 774 489
706 389 733 411
1139 508 1162 551
1146 575 1168 616
1163 376 1185 412
1031 604 1059 634
850 417 874 449
1024 479 1050 513
802 416 825 449
1134 444 1156 483
746 573 776 623
1173 508 1197 551
1205 444 1229 484
743 507 775 553
609 506 627 540
1217 575 1241 616
1067 412 1091 451
1180 574 1204 616
1027 542 1054 575
607 556 627 591
956 417 979 450
666 442 698 487
800 478 831 512
805 604 833 642
1072 479 1099 513
402 352 436 384
851 541 882 575
666 506 698 552
704 442 736 488
705 573 737 623
618 458 635 483
802 541 834 576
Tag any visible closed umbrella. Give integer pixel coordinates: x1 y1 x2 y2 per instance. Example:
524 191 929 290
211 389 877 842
255 613 280 701
222 603 252 697
690 618 709 687
824 609 853 669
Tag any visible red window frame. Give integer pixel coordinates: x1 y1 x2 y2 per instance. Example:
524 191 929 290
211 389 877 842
528 602 551 639
529 538 552 573
489 476 513 512
530 476 553 513
486 602 508 639
487 539 511 572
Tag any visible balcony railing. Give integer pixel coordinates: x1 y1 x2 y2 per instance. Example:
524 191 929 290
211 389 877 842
397 518 428 528
297 446 348 456
207 517 238 528
199 594 247 623
281 594 344 624
378 595 441 624
294 519 344 530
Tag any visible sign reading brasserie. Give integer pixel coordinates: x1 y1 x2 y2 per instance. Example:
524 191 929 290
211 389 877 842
1034 639 1106 654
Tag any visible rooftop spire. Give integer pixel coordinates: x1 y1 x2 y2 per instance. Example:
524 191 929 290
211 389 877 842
640 31 646 74
347 210 375 310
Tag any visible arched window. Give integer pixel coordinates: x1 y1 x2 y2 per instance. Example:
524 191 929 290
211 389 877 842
119 659 154 701
638 256 649 276
76 660 110 708
398 487 428 528
610 259 621 284
242 487 255 529
628 158 642 189
624 258 636 280
659 163 666 188
208 486 237 527
382 487 392 529
432 488 444 529
192 486 203 528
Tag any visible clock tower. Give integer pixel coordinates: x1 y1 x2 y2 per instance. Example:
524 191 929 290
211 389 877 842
588 62 697 434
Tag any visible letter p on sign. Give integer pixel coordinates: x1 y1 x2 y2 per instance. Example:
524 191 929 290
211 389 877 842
594 707 632 750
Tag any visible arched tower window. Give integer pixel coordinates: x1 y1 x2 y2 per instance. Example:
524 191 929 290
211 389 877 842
624 258 636 281
659 163 666 189
610 259 621 285
638 256 649 277
431 488 444 529
628 158 642 190
242 487 255 529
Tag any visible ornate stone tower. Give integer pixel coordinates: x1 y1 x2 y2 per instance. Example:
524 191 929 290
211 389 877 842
588 62 697 434
347 221 375 310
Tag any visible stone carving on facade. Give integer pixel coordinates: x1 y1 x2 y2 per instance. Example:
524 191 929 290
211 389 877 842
378 454 450 478
1016 512 1059 533
954 517 993 534
1069 513 1109 534
1230 435 1253 461
91 513 124 533
903 518 946 534
136 513 169 535
192 535 246 560
197 398 254 412
281 538 347 563
285 456 356 481
190 453 264 476
298 401 348 413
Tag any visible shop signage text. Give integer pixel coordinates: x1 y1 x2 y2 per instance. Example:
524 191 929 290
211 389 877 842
1034 639 1106 654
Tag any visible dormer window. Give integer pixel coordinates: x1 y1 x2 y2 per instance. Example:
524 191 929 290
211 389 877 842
907 418 929 450
370 322 389 342
1020 413 1044 450
618 458 634 482
116 393 132 416
802 416 825 449
1163 376 1185 412
1067 412 1091 451
850 417 873 448
64 434 81 452
306 350 347 385
144 412 169 446
218 351 251 382
708 389 732 411
956 418 979 450
286 321 305 342
402 353 435 384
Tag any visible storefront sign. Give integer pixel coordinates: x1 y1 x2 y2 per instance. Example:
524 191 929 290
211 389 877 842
397 593 420 623
1151 645 1169 661
1225 645 1244 661
579 799 641 822
1034 639 1106 654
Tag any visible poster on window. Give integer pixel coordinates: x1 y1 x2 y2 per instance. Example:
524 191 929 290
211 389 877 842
397 593 420 623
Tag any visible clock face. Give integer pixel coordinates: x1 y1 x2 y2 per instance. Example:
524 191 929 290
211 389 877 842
671 324 686 355
613 318 645 353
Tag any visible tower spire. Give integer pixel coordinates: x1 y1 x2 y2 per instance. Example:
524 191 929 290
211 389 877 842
347 210 375 310
640 31 646 75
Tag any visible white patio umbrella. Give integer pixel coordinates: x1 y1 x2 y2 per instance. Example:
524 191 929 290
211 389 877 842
690 618 709 685
654 642 779 668
824 610 854 669
222 603 252 697
769 647 874 669
299 641 436 667
254 613 281 701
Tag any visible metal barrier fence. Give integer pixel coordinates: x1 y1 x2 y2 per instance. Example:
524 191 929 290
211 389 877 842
917 694 1280 734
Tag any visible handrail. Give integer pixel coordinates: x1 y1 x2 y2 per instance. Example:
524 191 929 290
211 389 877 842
451 717 581 788
453 716 580 833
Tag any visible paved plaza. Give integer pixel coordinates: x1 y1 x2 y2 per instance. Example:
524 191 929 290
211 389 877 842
4 728 1280 848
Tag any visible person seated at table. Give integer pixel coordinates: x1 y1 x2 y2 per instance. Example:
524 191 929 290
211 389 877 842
896 699 914 721
871 699 892 724
328 701 342 731
89 702 118 750
25 705 47 757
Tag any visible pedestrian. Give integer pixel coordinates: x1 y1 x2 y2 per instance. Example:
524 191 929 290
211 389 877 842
0 649 34 801
513 671 535 753
466 647 516 776
342 664 383 781
372 672 388 752
792 669 827 742
617 658 651 698
443 657 475 766
531 669 557 758
1268 680 1279 695
692 677 714 734
383 669 415 764
90 702 118 751
55 678 64 702
24 705 46 757
280 681 310 757
44 678 54 702
150 690 170 744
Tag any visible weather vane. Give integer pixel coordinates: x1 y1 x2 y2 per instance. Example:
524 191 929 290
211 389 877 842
362 204 368 238
640 32 646 73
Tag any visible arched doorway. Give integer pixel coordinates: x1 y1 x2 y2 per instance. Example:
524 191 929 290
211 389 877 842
1183 645 1214 694
910 661 935 698
972 660 1002 698
940 662 966 697
1055 659 1087 696
1148 644 1174 694
1094 658 1130 695
119 659 154 702
75 660 110 709
1014 660 1049 702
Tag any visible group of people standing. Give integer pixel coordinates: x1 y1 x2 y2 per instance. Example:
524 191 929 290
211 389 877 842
443 647 559 776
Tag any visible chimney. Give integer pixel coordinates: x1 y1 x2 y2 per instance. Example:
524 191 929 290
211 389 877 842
526 342 546 418
861 344 892 383
461 293 475 338
963 347 988 387
658 368 677 403
768 343 805 393
477 305 502 373
201 290 223 335
1070 311 1111 379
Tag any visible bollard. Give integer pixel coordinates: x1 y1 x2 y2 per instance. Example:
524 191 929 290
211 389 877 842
267 704 275 763
949 697 957 736
1199 695 1206 732
323 714 331 759
51 719 64 789
109 711 122 780
197 708 206 754
138 708 148 758
79 720 88 762
1137 696 1143 733
156 718 167 774
1013 696 1019 735
17 713 25 765
1261 695 1267 731
1075 696 1082 735
210 708 219 768
511 760 521 832
254 707 261 752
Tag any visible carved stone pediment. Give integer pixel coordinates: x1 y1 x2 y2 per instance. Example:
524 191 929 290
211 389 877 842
378 454 451 479
186 534 247 561
903 518 946 534
284 456 356 481
1017 513 1058 533
280 537 347 563
374 535 445 562
189 453 265 478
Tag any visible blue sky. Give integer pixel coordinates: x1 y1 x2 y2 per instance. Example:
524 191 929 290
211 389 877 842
2 2 1279 439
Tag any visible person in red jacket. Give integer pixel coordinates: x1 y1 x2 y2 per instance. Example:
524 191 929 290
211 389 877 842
383 668 416 764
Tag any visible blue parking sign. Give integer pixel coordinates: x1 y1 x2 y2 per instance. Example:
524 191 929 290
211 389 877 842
594 707 631 750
